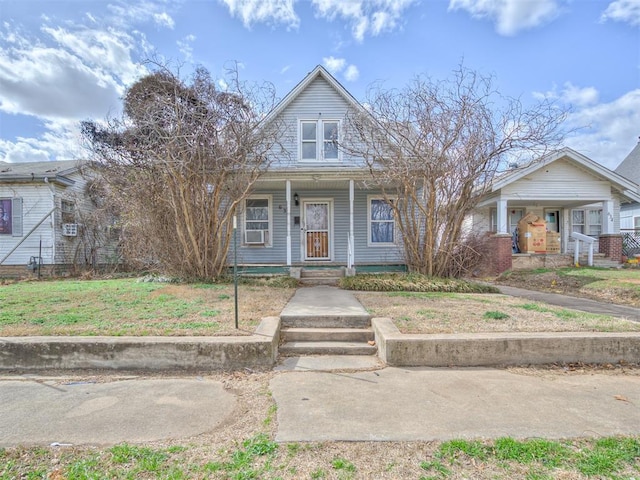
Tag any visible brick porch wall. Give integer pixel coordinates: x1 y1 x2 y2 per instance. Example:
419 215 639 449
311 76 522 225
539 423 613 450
489 234 512 274
598 234 623 262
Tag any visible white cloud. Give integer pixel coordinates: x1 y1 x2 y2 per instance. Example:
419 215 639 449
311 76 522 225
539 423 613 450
0 1 168 162
107 0 179 29
344 64 360 82
601 0 640 26
42 26 146 85
0 119 87 163
562 89 640 169
0 44 122 120
218 0 300 29
322 57 359 82
323 56 346 73
312 0 416 42
534 82 599 107
177 34 196 61
448 0 561 36
153 12 175 29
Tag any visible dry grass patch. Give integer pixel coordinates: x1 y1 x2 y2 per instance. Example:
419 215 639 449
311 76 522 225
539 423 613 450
355 291 640 334
0 278 295 336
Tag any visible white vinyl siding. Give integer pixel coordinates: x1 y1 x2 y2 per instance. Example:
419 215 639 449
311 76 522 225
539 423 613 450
299 119 340 162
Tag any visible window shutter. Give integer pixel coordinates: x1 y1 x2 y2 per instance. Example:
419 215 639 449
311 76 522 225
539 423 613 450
11 197 22 237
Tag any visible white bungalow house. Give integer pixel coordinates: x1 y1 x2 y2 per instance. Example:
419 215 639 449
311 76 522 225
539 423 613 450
472 148 640 272
0 160 117 276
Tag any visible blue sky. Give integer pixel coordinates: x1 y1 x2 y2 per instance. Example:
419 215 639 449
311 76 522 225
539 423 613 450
0 0 638 169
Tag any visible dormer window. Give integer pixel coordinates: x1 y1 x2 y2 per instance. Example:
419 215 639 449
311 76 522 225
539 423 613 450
300 120 339 161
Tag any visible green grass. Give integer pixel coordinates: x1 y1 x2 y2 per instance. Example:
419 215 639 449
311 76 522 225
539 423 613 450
2 436 640 479
483 310 510 320
340 273 499 293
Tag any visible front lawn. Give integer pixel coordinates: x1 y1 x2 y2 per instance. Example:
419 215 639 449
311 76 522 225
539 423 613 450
0 278 295 336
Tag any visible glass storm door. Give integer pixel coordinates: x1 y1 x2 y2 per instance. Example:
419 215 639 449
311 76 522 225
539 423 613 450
303 201 330 260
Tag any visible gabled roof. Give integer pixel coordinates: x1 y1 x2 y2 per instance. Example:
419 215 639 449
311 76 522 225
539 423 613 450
0 159 86 186
614 139 640 184
261 65 363 125
490 147 640 201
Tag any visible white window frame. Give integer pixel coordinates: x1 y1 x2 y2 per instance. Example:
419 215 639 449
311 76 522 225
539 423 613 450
571 208 602 238
242 195 272 247
299 119 341 162
368 195 396 247
490 208 524 234
634 216 640 232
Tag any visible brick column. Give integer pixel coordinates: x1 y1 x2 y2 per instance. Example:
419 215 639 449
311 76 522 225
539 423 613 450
490 234 513 274
598 234 623 262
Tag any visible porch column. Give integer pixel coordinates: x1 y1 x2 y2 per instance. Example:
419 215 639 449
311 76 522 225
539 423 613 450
496 198 508 234
286 180 291 266
602 200 615 234
349 179 355 269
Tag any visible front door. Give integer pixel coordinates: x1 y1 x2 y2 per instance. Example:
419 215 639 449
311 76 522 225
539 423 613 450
303 201 331 260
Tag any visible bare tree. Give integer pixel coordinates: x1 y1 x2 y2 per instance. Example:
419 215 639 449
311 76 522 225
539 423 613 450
345 65 568 277
82 65 283 280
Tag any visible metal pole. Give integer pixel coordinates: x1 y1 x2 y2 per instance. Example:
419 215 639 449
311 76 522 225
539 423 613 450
233 215 238 329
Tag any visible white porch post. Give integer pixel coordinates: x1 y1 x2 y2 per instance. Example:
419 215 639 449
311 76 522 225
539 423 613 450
286 180 291 266
496 198 509 234
603 199 615 234
349 179 355 269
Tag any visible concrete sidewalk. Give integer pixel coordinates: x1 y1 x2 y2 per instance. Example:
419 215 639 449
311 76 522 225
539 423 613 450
271 367 640 442
2 367 639 446
279 285 370 320
0 377 235 447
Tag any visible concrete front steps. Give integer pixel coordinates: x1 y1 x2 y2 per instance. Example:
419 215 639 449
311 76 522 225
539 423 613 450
299 268 345 286
279 315 376 357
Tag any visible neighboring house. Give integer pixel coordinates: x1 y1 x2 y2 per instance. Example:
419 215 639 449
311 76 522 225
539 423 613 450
615 139 640 231
237 65 404 274
0 160 116 275
472 148 640 271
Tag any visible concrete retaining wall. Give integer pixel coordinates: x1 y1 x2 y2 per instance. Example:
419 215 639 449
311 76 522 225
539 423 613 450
373 318 640 367
0 317 280 371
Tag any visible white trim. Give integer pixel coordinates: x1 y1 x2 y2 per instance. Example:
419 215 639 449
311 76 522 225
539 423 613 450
298 119 341 163
242 194 273 248
286 181 291 265
367 195 397 247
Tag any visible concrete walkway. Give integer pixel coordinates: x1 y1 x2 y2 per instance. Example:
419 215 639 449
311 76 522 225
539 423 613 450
279 285 370 319
496 285 640 320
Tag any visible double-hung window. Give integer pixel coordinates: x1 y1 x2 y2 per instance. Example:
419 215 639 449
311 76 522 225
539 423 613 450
0 198 22 236
369 196 395 245
571 208 601 237
244 196 271 246
300 120 339 161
